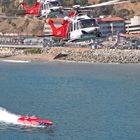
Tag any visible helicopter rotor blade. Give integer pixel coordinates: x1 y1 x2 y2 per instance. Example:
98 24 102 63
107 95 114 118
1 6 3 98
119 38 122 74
80 0 130 9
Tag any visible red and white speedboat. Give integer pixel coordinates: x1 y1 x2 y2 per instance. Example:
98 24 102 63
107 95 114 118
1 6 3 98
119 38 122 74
17 116 53 127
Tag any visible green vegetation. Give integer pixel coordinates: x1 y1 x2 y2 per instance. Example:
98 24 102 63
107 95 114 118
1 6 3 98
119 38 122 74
63 0 88 6
0 0 17 15
24 48 42 54
115 9 131 18
23 0 36 7
18 26 24 32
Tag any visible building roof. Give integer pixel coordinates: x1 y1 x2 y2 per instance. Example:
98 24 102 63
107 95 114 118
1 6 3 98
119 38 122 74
96 17 124 22
120 33 140 37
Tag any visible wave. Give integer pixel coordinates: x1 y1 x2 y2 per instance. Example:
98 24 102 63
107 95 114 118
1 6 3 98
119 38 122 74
1 59 30 63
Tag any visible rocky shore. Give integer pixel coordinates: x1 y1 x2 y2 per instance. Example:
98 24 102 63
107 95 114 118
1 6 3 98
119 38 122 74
44 47 140 64
0 48 23 58
1 47 140 64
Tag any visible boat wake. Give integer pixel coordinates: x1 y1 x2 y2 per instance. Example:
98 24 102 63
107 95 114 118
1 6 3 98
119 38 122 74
0 107 41 129
0 107 21 125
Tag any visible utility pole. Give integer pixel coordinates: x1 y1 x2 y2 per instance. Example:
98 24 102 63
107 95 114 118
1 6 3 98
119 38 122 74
110 23 114 35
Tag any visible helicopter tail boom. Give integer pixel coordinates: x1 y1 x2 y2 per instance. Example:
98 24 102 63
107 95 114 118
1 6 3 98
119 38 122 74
20 0 42 15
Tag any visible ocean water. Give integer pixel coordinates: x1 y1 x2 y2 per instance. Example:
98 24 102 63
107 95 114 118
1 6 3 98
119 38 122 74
0 62 140 140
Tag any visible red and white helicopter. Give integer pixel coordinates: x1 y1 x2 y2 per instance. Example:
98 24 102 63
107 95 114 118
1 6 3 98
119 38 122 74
17 0 63 17
45 11 101 42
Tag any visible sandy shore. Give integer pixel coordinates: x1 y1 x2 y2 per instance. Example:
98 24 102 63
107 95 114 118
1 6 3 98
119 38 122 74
1 47 140 64
8 54 54 62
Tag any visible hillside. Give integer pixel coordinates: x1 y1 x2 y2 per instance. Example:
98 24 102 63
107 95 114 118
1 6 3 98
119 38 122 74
114 2 140 16
0 17 44 35
88 0 140 17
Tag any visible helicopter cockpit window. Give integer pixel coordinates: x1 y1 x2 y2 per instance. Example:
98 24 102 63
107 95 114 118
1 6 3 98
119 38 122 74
80 19 97 28
49 1 60 7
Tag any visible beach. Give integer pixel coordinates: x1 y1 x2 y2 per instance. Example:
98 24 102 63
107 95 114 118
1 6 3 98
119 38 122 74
1 47 140 63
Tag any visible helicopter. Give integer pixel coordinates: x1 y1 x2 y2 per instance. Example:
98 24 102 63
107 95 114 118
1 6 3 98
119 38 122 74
46 11 101 42
17 0 63 17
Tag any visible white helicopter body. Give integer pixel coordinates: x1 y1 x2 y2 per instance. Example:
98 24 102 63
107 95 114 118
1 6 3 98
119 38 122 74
68 14 100 41
40 0 62 17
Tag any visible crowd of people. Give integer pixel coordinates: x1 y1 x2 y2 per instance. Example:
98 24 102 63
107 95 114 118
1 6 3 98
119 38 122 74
0 34 140 49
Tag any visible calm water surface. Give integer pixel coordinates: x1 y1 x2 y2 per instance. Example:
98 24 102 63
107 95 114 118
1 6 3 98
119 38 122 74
0 62 140 140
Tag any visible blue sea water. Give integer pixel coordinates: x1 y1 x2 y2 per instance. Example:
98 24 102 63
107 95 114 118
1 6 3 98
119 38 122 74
0 62 140 140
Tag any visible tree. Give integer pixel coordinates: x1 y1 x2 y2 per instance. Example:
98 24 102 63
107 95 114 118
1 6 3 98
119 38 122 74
78 0 88 6
116 9 130 18
63 0 88 6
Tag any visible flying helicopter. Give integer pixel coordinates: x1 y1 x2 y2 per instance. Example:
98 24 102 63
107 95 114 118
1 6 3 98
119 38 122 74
46 11 101 42
16 0 64 17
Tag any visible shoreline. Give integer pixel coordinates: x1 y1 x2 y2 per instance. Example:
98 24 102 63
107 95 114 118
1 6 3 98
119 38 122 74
0 47 140 64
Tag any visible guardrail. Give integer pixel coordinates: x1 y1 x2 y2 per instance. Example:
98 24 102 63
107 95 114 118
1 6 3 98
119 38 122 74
0 44 43 48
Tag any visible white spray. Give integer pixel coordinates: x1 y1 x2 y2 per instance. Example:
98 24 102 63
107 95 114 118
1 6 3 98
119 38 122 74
0 107 21 125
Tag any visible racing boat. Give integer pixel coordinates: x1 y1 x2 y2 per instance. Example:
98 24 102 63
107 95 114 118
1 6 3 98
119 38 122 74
17 116 53 127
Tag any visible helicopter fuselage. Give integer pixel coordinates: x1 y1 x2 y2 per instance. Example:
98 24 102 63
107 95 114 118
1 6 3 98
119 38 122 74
68 14 101 41
40 0 61 17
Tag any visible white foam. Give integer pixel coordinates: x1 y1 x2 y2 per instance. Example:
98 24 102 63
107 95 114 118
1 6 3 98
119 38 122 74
1 60 30 63
0 107 21 125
